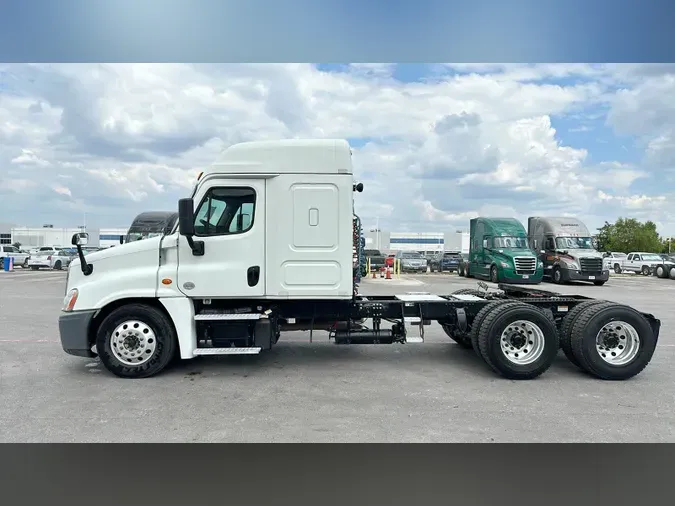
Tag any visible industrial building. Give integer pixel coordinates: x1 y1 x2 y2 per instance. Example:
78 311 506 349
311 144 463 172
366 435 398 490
1 221 470 255
364 229 470 255
0 224 127 249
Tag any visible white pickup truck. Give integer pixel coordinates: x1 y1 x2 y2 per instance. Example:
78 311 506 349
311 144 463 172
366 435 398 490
622 252 662 275
602 252 628 274
0 245 30 268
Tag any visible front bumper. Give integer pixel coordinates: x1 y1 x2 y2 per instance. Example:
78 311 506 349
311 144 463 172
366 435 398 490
58 310 98 358
561 269 610 283
502 273 543 284
402 264 428 272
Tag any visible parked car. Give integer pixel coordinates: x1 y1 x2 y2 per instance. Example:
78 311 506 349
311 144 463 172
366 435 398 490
0 245 30 268
602 252 628 273
622 252 662 275
395 251 428 273
363 249 386 271
27 247 71 270
429 251 462 273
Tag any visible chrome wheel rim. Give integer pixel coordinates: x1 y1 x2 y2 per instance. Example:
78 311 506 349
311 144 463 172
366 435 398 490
500 320 546 365
595 321 640 366
110 320 157 366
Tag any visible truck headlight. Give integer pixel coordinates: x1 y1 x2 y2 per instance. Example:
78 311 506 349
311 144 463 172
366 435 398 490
500 261 509 268
62 288 79 312
562 259 579 270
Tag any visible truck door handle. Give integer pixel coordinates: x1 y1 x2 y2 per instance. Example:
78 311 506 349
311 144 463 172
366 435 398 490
247 266 260 287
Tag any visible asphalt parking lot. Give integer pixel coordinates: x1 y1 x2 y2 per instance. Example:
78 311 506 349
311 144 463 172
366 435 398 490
1 269 674 442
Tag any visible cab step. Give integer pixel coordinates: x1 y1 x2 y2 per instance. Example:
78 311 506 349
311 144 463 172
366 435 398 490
193 347 262 356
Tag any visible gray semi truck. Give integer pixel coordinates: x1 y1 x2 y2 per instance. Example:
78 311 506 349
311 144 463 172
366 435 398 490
528 217 609 286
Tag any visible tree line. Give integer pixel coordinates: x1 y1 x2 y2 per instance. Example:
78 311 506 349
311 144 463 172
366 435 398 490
595 218 672 254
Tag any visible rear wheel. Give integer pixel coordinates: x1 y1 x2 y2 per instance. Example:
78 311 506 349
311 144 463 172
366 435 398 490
96 303 177 379
559 299 608 368
641 265 650 276
441 289 488 350
613 264 622 274
22 259 29 269
669 267 675 280
468 300 514 359
476 302 560 380
655 265 667 278
569 303 657 380
458 263 465 277
53 260 62 270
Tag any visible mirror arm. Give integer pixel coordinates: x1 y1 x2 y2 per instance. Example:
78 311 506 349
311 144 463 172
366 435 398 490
185 235 204 256
77 245 93 275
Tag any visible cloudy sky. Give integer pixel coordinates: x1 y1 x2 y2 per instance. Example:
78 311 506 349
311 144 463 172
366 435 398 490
1 63 674 235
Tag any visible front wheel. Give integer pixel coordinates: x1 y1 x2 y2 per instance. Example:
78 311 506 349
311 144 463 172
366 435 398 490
552 266 563 284
614 264 622 274
593 280 606 286
96 303 177 379
53 260 62 270
490 265 499 284
22 259 29 269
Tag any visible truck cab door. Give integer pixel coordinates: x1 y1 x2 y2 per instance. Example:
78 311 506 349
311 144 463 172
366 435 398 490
176 179 266 298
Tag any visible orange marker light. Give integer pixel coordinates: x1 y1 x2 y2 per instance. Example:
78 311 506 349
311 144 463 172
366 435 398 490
162 278 173 285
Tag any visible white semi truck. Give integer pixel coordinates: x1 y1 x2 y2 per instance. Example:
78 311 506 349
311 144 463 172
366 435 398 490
59 139 660 381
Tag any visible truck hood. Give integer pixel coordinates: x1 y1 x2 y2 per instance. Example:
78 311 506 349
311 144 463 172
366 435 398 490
67 235 168 310
559 249 603 260
494 248 536 258
72 235 163 266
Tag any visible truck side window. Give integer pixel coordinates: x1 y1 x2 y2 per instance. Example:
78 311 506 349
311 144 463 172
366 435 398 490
545 238 555 250
194 187 256 236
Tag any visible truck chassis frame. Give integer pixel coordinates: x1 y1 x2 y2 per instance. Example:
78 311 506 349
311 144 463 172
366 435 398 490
80 282 661 382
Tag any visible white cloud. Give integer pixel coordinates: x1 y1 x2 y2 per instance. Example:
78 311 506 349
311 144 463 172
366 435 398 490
0 63 673 235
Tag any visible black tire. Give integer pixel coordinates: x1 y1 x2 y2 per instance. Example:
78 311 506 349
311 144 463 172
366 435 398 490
655 265 667 278
465 264 473 278
476 302 560 379
552 266 563 284
613 264 622 274
593 280 606 286
490 265 499 284
440 324 473 349
569 303 658 380
458 264 465 277
669 266 675 280
54 260 62 270
441 289 488 349
22 259 29 269
468 300 515 359
559 299 608 368
641 265 650 276
96 303 177 379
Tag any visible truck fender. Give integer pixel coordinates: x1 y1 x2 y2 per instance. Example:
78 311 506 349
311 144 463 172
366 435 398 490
159 297 197 359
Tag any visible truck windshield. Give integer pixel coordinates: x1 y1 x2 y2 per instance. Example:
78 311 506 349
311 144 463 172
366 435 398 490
555 237 594 249
492 236 528 249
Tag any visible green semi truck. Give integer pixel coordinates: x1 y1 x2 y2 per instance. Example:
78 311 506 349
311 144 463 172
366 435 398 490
466 217 543 284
